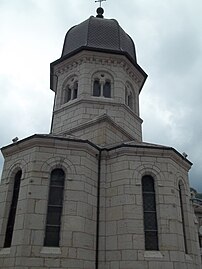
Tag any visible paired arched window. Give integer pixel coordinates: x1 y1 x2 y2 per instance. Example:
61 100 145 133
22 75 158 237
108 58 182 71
125 83 134 110
4 170 22 248
178 181 188 253
92 72 112 98
63 77 78 103
44 169 65 247
142 175 158 250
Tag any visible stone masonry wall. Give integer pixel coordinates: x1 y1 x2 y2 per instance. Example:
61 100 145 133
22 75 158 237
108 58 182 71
98 147 201 269
67 120 133 146
0 137 99 269
52 100 142 142
0 138 201 269
51 51 143 142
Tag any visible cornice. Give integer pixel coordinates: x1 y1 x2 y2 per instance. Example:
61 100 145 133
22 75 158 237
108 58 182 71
52 51 146 89
1 134 99 158
53 98 143 124
64 113 136 141
1 134 191 172
105 144 192 171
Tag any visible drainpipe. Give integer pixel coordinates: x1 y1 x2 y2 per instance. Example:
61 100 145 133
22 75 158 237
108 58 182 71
95 149 101 269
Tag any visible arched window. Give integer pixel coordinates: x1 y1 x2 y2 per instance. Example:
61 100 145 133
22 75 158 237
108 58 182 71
93 79 101 97
142 175 158 250
44 169 65 247
125 83 134 110
179 181 188 253
73 81 78 100
4 170 22 248
63 77 78 103
64 87 72 103
103 80 111 98
92 72 112 98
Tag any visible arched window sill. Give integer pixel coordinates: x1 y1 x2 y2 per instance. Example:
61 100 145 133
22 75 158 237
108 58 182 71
144 251 163 258
91 95 112 99
0 248 10 255
61 98 78 107
40 247 61 255
185 254 193 261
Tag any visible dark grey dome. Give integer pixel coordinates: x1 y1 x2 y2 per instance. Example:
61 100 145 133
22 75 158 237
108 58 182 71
61 16 137 63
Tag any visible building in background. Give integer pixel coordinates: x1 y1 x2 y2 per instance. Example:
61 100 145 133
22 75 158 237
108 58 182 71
0 7 201 269
191 188 202 262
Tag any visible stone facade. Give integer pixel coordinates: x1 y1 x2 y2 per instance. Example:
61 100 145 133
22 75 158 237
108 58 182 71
0 136 99 269
51 51 144 142
0 10 201 269
98 145 201 269
0 136 201 268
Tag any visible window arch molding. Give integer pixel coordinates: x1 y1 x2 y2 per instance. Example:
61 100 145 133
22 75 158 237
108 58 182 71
61 74 79 104
91 70 114 98
5 164 25 202
40 157 76 181
4 159 27 183
132 164 164 188
175 174 189 193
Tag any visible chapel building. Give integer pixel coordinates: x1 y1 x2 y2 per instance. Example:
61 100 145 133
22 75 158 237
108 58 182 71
0 7 201 269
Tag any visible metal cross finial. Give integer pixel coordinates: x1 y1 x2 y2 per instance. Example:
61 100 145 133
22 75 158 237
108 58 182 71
95 0 106 8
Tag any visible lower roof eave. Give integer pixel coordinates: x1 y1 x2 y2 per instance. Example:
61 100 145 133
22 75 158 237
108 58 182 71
1 134 100 157
1 134 192 170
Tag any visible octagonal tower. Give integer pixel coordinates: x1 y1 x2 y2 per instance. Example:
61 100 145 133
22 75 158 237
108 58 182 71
50 8 147 145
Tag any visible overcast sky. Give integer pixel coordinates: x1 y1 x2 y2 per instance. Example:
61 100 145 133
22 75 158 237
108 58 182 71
0 0 202 191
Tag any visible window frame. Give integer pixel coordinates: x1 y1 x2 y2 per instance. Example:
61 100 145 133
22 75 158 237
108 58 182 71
178 181 188 254
103 80 111 98
63 77 78 104
4 170 22 248
142 175 159 251
93 79 101 97
125 82 135 111
44 168 65 247
92 72 113 98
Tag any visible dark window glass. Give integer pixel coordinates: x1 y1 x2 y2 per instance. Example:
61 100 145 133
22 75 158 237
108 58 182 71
199 236 202 248
142 176 155 192
64 87 72 103
179 182 188 253
50 169 65 186
48 187 64 206
67 88 71 102
73 88 78 99
46 206 63 225
103 81 111 98
44 226 60 247
4 170 22 248
142 175 158 250
44 169 65 247
128 93 133 109
145 231 158 250
93 80 101 96
143 193 156 211
144 212 158 230
73 82 78 99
